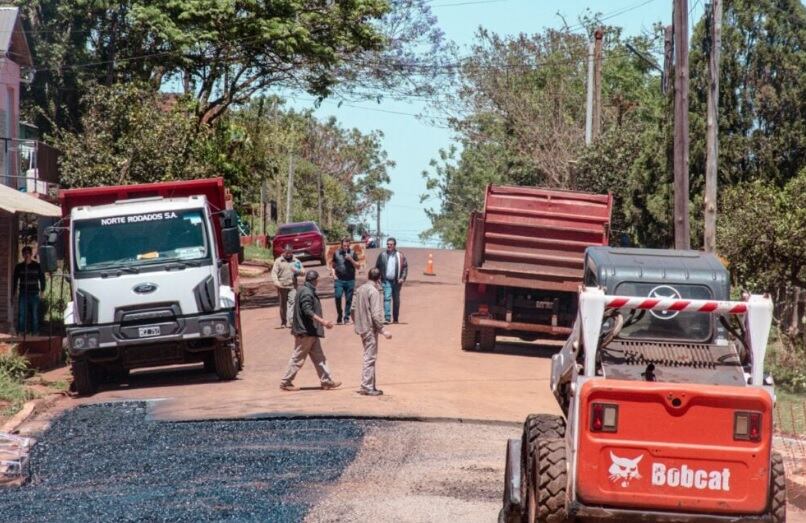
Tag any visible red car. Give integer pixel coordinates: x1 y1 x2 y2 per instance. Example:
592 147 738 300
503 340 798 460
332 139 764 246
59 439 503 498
272 221 327 265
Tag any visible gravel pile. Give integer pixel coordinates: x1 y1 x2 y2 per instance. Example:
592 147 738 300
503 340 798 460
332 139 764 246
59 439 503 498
0 402 370 522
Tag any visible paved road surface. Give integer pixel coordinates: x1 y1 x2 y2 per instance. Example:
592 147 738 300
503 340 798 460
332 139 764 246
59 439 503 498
80 248 560 423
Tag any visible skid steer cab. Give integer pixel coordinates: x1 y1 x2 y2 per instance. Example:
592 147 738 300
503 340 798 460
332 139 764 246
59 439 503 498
500 248 785 523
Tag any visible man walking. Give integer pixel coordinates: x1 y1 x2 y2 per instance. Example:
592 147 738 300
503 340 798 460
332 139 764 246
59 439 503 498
374 237 407 323
279 271 341 391
271 244 303 328
352 268 392 396
13 246 46 335
329 238 359 324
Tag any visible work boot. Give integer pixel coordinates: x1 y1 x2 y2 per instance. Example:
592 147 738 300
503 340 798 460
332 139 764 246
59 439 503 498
280 383 298 391
321 380 342 390
358 389 383 396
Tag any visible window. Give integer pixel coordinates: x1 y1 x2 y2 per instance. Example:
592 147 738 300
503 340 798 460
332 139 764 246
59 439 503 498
615 282 714 342
277 223 318 235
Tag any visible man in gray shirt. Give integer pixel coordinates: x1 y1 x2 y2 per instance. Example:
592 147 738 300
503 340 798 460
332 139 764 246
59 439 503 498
352 268 392 396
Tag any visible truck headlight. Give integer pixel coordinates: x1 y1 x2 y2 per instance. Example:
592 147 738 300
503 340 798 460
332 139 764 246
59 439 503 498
71 332 100 350
73 335 86 349
201 322 213 337
214 322 227 335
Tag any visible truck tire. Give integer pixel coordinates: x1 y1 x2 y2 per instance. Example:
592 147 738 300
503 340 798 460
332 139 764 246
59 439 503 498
479 328 496 351
527 438 568 523
770 451 786 523
523 414 566 508
72 360 99 396
461 318 477 351
214 343 239 380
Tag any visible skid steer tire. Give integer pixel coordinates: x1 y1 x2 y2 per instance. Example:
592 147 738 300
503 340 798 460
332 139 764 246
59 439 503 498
72 360 99 396
523 414 566 506
770 451 787 523
479 328 496 351
214 343 239 380
527 438 568 523
461 318 477 351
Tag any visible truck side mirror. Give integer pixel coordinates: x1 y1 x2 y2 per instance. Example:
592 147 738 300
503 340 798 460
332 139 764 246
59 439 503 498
221 227 241 257
220 209 238 229
39 245 58 273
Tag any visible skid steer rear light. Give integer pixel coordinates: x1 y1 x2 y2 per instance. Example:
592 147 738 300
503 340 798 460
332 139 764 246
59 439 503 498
591 403 618 432
734 411 762 441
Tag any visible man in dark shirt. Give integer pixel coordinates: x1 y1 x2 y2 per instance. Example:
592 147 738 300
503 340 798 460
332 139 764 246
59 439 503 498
329 238 359 324
13 246 46 335
279 271 342 391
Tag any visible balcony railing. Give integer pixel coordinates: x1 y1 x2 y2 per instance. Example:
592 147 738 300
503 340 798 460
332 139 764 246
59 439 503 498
3 138 59 198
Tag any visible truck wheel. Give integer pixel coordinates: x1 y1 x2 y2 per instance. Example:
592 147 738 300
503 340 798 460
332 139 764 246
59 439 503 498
527 438 568 523
479 328 496 351
770 451 786 523
461 318 477 351
523 415 566 507
214 343 239 380
72 360 99 396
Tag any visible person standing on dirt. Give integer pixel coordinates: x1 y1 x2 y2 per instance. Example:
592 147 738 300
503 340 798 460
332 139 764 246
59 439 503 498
329 238 359 325
280 271 342 391
12 246 46 335
374 237 407 324
271 244 304 328
352 268 392 396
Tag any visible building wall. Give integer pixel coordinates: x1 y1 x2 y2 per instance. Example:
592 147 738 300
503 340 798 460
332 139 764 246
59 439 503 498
0 57 19 188
0 212 18 326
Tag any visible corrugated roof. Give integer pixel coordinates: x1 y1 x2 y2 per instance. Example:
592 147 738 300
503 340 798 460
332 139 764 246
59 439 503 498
0 183 60 217
0 7 32 68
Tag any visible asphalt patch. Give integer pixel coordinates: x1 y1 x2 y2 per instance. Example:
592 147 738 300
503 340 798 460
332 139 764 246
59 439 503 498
0 402 371 522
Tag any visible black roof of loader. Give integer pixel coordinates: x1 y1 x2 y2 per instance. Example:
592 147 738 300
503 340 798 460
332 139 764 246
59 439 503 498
584 247 730 300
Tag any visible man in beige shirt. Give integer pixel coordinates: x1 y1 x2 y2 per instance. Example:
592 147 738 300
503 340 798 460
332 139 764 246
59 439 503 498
271 244 303 328
352 268 392 396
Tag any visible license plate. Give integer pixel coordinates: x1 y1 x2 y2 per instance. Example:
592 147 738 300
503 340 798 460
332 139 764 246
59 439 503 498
138 326 161 338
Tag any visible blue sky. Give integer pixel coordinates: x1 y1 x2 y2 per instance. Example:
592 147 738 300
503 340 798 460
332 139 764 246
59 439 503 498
290 0 706 247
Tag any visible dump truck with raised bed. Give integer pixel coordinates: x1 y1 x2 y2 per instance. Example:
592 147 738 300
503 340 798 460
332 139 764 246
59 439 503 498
461 185 612 351
38 178 244 395
500 247 785 523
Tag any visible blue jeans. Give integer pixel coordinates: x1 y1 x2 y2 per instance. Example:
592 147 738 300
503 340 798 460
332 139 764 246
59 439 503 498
334 279 355 322
381 280 401 322
18 293 40 335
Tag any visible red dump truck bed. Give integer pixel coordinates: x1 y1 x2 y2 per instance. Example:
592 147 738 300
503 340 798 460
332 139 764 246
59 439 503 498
463 185 612 292
460 185 612 351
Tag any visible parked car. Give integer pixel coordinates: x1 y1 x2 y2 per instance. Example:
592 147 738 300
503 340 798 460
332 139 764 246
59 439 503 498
272 221 327 265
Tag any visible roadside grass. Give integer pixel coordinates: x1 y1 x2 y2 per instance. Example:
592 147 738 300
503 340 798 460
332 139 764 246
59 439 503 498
775 389 806 436
0 350 35 420
0 349 68 423
244 244 273 263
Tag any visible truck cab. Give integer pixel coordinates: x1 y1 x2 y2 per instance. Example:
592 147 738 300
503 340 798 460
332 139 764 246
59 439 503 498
41 178 244 395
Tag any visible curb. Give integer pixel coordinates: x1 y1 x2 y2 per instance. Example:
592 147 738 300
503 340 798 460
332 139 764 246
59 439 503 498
1 398 43 434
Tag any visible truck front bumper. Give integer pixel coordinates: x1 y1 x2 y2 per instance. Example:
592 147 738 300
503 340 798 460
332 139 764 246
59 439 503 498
66 311 236 358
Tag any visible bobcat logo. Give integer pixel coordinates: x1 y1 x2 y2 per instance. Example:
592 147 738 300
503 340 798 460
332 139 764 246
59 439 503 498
609 452 644 487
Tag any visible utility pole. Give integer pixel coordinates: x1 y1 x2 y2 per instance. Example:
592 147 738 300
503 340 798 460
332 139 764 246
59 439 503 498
662 25 673 95
591 28 604 141
285 152 295 224
317 172 323 225
584 41 595 145
704 0 722 253
376 201 381 245
673 0 691 250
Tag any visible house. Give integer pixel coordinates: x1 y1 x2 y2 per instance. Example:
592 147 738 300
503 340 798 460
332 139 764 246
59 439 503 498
0 7 60 333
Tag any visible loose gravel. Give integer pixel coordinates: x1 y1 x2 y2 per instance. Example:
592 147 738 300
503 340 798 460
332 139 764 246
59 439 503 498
0 402 371 522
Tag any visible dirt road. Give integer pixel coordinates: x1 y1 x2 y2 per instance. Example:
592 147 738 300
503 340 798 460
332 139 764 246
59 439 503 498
80 248 560 423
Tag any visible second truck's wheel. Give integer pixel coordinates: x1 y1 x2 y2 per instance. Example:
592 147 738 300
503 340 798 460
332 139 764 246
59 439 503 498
770 451 787 523
460 318 477 351
214 343 239 380
71 360 99 396
479 328 496 351
527 438 568 523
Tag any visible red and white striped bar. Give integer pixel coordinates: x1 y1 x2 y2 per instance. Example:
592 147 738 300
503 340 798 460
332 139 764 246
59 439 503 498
603 296 748 315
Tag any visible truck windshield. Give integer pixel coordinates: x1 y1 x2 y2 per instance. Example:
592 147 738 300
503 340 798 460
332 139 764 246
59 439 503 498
74 209 210 272
277 223 317 235
615 282 713 342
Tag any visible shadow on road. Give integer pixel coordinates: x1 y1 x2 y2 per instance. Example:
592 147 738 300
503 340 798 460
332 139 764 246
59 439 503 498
483 341 560 359
95 364 226 394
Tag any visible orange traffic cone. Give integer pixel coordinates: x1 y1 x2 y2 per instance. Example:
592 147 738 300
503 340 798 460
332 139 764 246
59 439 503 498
423 253 436 276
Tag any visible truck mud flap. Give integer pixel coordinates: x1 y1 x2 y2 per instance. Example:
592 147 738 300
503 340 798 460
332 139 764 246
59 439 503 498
500 437 524 523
